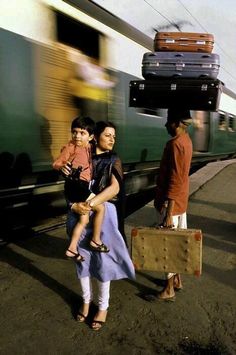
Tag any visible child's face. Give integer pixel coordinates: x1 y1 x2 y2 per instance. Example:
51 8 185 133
72 127 93 147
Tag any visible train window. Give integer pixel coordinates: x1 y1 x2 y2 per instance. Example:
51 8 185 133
55 11 100 60
228 115 235 132
218 112 227 131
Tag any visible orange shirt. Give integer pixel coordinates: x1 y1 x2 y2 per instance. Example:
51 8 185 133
155 132 193 215
52 141 92 182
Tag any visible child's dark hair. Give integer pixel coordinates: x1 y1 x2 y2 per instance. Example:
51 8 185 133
71 116 95 135
94 121 116 138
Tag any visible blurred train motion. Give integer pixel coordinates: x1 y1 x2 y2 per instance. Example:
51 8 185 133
1 0 236 239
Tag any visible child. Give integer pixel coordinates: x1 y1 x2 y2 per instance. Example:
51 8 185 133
53 116 109 262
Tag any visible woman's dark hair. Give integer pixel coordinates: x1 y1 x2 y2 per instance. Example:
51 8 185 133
71 116 95 135
94 121 116 138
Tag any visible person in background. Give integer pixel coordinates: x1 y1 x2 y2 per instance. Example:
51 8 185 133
53 116 109 263
68 121 135 330
154 108 193 301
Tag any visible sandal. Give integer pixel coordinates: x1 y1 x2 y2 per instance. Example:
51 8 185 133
89 240 110 253
174 286 183 292
91 309 107 330
157 295 176 302
66 249 85 262
91 320 105 331
76 311 87 323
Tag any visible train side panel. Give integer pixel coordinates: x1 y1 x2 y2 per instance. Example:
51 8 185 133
0 1 236 239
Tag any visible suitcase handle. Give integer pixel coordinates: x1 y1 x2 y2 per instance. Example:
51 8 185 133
157 224 176 229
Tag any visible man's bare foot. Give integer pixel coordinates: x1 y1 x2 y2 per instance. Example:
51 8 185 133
158 275 175 301
158 289 175 301
91 310 107 330
174 274 183 291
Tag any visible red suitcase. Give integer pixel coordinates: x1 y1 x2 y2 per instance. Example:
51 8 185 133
154 32 214 53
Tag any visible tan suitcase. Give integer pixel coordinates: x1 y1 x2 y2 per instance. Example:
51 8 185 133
131 227 202 276
154 32 214 53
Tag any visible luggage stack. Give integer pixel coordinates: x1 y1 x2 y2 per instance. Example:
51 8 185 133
129 32 223 111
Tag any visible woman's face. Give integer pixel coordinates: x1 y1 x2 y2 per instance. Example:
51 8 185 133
97 127 116 152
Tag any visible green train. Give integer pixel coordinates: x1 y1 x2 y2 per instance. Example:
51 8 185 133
1 0 236 238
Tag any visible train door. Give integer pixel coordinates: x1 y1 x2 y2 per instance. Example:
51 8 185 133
192 111 210 152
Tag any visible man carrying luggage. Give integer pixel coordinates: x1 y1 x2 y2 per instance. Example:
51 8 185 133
154 108 193 301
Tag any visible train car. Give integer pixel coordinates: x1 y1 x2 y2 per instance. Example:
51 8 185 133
0 0 236 239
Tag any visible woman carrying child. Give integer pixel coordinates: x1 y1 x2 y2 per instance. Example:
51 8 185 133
67 121 135 330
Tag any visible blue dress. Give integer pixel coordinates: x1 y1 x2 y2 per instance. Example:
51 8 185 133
67 202 135 282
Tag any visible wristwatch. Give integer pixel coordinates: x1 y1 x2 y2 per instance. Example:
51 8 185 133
87 200 94 208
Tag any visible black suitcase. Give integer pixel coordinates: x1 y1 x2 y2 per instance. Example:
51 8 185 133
129 79 223 111
142 52 220 80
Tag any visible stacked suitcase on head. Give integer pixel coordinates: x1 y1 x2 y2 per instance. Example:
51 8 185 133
129 32 223 111
129 33 211 274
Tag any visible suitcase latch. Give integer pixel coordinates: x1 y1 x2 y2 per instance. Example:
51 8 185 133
196 40 206 44
171 84 177 90
165 39 175 43
201 84 208 91
202 64 212 68
139 84 145 90
176 62 185 71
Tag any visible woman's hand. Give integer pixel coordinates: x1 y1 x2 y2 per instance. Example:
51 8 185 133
71 202 91 215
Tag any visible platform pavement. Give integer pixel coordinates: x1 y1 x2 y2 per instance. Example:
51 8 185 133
0 159 235 354
189 158 236 196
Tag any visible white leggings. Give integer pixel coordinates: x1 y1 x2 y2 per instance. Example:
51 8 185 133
158 210 187 279
79 277 110 311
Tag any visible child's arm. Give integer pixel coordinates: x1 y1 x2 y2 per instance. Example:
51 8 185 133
52 145 70 170
52 145 73 177
71 174 119 215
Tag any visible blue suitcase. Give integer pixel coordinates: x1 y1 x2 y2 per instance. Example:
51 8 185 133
142 52 220 79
